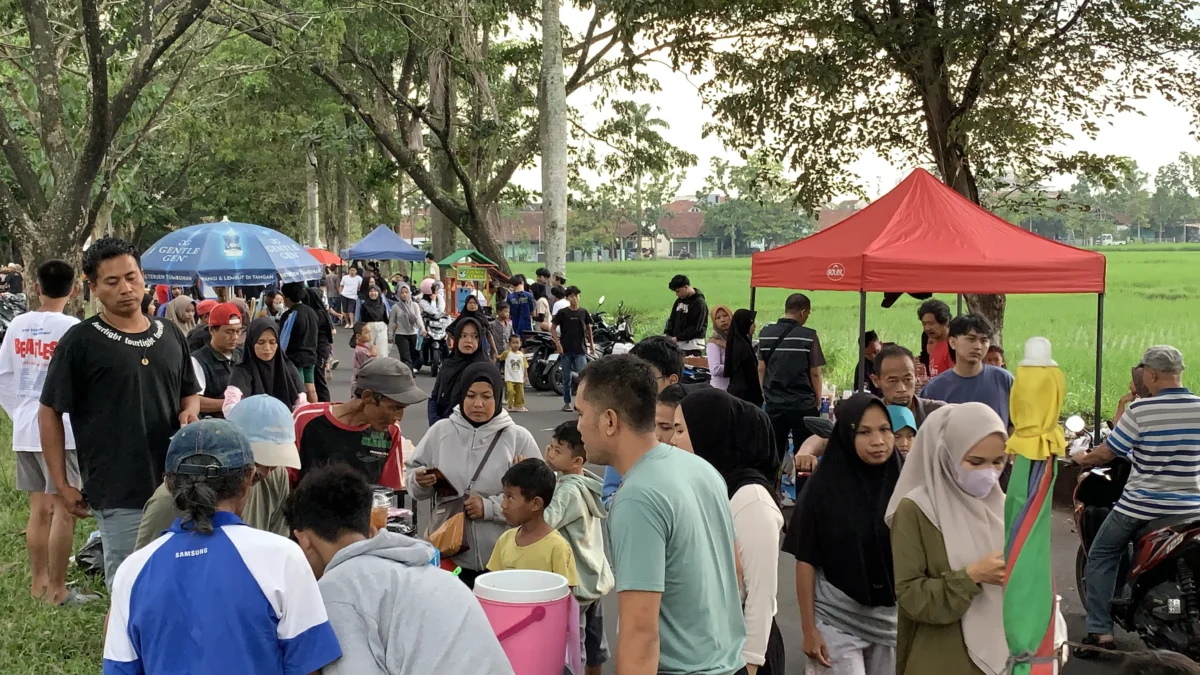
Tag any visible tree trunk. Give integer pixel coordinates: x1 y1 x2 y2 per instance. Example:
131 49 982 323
635 172 644 260
305 147 322 248
318 153 337 254
539 0 567 275
336 161 351 257
428 46 457 261
921 69 1003 341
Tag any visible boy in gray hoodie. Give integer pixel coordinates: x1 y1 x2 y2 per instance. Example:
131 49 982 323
284 464 514 675
543 421 615 675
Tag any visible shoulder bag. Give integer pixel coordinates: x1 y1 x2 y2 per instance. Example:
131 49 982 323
426 429 505 557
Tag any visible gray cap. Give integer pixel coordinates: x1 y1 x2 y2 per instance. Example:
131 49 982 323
1141 345 1185 373
357 357 429 405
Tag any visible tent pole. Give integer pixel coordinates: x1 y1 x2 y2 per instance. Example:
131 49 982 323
750 287 757 312
956 294 963 315
1094 293 1105 446
857 291 867 392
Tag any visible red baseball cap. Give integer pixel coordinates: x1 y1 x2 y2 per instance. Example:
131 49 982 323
207 303 243 328
195 299 218 317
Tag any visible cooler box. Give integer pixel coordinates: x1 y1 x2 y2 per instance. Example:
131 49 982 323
474 570 581 675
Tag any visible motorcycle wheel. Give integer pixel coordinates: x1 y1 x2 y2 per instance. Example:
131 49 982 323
550 360 564 396
549 359 581 397
531 358 551 391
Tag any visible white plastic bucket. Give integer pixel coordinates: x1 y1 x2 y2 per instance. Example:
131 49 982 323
474 570 578 675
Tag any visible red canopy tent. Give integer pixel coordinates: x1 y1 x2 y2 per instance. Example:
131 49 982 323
750 168 1108 433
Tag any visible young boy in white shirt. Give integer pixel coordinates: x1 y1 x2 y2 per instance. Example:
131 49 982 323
499 334 529 412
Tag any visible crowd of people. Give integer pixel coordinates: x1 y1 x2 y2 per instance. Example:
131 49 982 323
5 240 1200 675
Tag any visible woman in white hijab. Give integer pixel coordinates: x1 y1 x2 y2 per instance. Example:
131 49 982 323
885 402 1009 675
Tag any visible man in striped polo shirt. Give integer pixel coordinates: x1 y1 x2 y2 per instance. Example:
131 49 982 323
1075 345 1200 654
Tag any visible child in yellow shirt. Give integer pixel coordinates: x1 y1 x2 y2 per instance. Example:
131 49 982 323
487 458 578 587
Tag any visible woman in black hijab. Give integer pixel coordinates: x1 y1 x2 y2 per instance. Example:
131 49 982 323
725 309 763 406
426 316 491 425
783 393 902 672
224 317 304 414
673 389 785 675
452 294 497 360
359 285 391 359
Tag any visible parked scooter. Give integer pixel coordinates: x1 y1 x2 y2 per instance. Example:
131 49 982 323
420 309 451 377
522 331 558 391
592 297 635 356
1070 413 1200 658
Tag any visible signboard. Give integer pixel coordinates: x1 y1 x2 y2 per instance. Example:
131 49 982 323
456 267 488 281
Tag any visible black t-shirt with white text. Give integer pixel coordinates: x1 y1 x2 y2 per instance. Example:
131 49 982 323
40 315 200 510
296 414 393 484
553 307 593 355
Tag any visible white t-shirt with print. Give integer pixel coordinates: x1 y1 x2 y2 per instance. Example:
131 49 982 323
0 311 78 451
503 350 528 384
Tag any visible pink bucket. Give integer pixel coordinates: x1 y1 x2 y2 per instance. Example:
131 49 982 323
474 570 581 675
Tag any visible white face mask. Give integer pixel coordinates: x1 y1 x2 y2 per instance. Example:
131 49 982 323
955 465 1002 498
273 301 284 311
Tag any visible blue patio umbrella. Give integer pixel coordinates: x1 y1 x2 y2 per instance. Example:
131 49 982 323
141 221 323 286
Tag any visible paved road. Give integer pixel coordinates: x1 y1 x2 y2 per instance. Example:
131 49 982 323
328 338 1130 673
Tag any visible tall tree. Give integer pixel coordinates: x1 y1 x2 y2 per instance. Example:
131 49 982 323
0 0 217 268
591 101 696 258
220 0 691 273
662 0 1200 338
540 0 568 275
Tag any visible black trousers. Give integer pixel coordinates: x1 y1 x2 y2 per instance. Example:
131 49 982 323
394 334 420 370
766 405 821 462
314 348 331 402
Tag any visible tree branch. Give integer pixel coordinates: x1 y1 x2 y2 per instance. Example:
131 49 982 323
19 0 73 181
308 60 470 227
343 43 483 226
0 102 48 216
108 0 214 134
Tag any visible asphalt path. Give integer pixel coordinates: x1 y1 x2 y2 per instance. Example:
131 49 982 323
327 337 1131 674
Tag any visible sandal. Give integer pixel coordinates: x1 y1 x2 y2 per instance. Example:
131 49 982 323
1072 633 1115 659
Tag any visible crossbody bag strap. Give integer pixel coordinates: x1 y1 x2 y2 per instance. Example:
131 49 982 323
763 322 800 366
466 428 506 492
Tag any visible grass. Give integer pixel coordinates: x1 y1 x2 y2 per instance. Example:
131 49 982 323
0 413 107 675
516 247 1200 418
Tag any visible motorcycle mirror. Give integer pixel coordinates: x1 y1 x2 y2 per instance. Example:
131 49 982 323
598 295 605 306
1065 415 1086 434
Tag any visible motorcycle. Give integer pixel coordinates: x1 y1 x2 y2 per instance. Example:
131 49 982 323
1070 413 1200 658
522 330 558 391
592 297 635 356
0 294 27 343
682 364 711 386
420 309 451 376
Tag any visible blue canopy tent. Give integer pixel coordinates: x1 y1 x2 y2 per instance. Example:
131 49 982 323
340 225 426 261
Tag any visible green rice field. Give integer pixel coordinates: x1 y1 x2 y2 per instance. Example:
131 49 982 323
519 245 1200 418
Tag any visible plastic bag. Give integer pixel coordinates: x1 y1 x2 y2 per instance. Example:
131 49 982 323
75 531 104 577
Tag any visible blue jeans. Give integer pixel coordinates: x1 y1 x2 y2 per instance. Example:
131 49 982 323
561 354 587 405
1084 509 1143 634
94 507 143 589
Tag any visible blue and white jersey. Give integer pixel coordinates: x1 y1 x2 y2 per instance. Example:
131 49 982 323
103 512 341 675
1107 388 1200 520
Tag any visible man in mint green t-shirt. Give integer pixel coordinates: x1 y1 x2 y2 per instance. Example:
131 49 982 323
577 355 746 675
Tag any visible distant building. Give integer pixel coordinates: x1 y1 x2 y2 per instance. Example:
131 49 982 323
817 199 867 231
615 199 715 258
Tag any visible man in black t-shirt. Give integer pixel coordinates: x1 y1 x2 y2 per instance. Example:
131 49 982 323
551 286 593 412
757 293 825 462
280 281 319 404
38 237 200 587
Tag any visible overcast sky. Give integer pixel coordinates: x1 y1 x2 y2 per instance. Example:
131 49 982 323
511 25 1200 202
